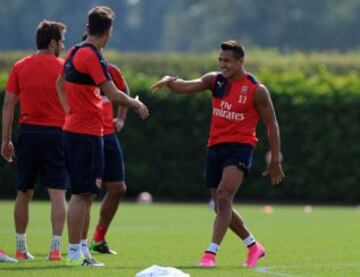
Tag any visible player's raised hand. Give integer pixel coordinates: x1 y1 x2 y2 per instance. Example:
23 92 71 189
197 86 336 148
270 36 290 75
262 151 284 186
133 95 149 119
1 140 15 162
151 75 177 93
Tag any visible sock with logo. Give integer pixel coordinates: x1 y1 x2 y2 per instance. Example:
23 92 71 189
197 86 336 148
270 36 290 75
16 233 27 252
68 243 81 260
81 239 91 257
50 235 62 251
206 242 219 254
243 234 256 247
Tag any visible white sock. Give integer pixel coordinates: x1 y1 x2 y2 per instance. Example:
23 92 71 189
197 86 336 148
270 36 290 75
50 235 62 250
16 233 27 251
206 242 219 254
243 234 256 247
81 239 91 257
68 243 81 260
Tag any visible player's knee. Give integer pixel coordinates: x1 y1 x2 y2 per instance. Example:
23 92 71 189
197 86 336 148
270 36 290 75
109 182 126 198
16 190 33 202
216 190 232 212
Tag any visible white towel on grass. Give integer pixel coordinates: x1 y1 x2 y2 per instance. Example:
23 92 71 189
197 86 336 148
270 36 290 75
135 265 190 277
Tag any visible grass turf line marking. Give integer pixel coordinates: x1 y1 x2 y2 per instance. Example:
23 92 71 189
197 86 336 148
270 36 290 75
255 263 360 276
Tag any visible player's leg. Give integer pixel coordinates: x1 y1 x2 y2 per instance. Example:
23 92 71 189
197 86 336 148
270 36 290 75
67 194 89 259
14 190 33 237
208 185 265 267
47 188 66 260
13 124 40 260
14 190 34 260
199 144 222 267
65 131 104 267
48 189 66 237
41 127 68 261
210 189 252 241
200 166 244 268
221 143 265 268
90 134 125 255
99 182 126 228
212 165 243 244
90 181 126 255
81 195 95 258
200 143 264 268
200 165 243 266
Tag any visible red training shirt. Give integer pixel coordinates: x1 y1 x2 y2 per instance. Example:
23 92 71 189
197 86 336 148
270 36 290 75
62 45 111 136
5 53 65 127
208 73 261 147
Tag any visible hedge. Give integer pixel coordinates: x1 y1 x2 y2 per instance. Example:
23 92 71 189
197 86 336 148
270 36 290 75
0 51 359 202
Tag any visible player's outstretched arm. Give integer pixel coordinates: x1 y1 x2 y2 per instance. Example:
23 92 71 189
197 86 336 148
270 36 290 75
254 84 285 186
151 73 214 94
1 92 18 162
100 80 149 120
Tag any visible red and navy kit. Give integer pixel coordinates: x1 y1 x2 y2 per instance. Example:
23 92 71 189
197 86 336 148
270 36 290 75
62 43 111 136
102 63 127 182
208 72 260 147
205 72 261 187
102 63 126 135
62 43 111 194
5 53 68 191
6 53 65 127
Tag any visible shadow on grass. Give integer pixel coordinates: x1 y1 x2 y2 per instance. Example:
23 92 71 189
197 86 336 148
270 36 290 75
108 264 250 271
0 263 252 272
0 264 67 271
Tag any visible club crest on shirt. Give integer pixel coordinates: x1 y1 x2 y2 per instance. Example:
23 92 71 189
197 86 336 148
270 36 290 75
241 85 248 94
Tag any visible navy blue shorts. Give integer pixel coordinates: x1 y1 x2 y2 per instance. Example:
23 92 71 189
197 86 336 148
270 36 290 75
205 142 254 188
15 124 68 192
64 131 104 195
103 134 125 182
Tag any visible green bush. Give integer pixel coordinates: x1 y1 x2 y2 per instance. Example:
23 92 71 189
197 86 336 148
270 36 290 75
0 51 359 202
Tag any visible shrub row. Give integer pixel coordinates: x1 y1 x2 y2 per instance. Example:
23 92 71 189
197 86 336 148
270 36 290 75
0 52 359 202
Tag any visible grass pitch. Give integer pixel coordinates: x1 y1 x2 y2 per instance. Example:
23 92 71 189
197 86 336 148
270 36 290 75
0 201 360 276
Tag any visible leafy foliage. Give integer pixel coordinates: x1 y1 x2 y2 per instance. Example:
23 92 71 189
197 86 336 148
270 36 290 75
0 0 360 51
0 51 359 202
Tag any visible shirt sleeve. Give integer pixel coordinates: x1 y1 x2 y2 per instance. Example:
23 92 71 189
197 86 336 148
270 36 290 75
5 65 19 95
84 49 111 86
108 64 126 91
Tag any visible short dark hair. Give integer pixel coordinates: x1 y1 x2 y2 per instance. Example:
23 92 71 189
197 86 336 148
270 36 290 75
220 40 245 59
87 6 115 36
36 20 66 50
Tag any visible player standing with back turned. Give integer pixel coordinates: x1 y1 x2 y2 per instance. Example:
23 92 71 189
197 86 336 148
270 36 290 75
57 6 148 266
1 20 68 261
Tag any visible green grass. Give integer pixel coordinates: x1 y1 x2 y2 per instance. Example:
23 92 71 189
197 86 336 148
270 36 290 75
0 201 360 276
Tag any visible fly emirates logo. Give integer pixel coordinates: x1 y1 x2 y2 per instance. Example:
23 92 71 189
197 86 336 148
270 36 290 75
213 101 245 121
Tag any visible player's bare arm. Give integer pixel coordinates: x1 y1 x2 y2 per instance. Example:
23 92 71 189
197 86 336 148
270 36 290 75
151 72 216 94
114 81 129 132
1 92 18 162
254 84 285 186
56 75 68 113
100 80 149 119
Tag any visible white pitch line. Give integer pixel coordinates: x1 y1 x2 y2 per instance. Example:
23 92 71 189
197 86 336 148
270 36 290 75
256 266 297 277
255 263 360 277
